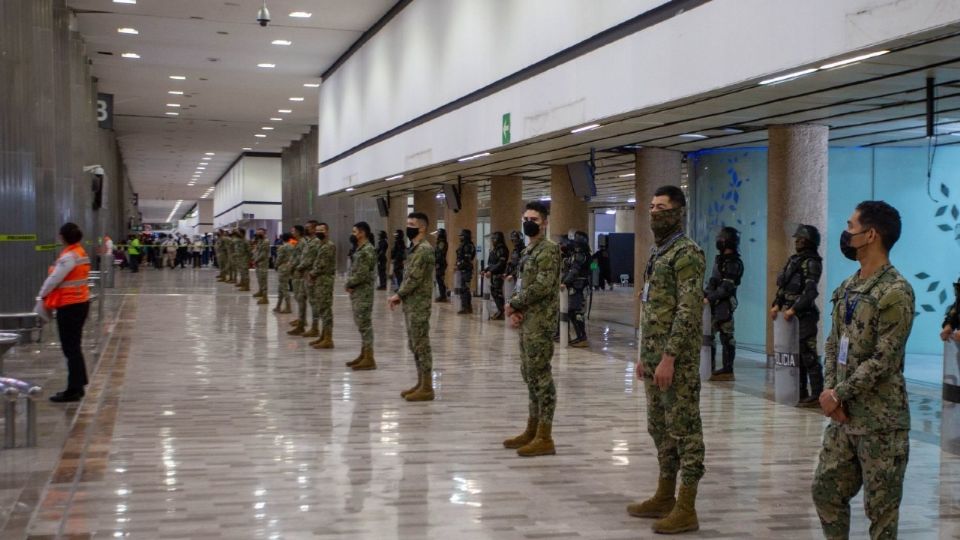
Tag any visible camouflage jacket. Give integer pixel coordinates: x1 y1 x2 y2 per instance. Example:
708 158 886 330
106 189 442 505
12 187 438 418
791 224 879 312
640 234 706 365
508 238 560 326
236 237 252 261
296 236 319 275
276 242 294 275
222 237 234 259
346 241 377 290
397 239 435 309
252 239 270 267
290 238 304 277
824 264 915 434
310 239 336 281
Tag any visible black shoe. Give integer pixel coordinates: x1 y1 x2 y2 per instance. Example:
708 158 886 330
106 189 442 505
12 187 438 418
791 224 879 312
49 390 84 403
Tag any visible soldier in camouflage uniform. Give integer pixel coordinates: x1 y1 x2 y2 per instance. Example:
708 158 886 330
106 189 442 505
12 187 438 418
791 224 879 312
771 224 823 406
345 221 378 371
221 230 235 283
941 277 960 342
309 223 337 349
287 225 308 335
483 231 509 320
294 221 321 337
234 229 251 291
812 201 915 540
627 185 705 535
503 201 560 458
388 212 436 401
704 226 744 381
252 228 270 304
273 233 294 313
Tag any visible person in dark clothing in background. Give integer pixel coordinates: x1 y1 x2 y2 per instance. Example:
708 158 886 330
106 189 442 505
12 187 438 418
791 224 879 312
377 230 389 291
391 229 406 291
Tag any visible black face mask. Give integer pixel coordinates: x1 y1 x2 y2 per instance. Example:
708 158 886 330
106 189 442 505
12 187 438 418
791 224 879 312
715 240 726 251
349 235 357 245
522 220 540 238
839 230 868 261
316 232 326 241
406 227 419 241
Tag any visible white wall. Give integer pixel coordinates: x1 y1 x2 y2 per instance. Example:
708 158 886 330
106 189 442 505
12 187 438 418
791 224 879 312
213 156 282 227
318 0 960 195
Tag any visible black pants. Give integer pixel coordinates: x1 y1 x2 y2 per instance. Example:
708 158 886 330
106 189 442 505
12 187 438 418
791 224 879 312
192 253 201 268
129 253 140 272
56 302 89 392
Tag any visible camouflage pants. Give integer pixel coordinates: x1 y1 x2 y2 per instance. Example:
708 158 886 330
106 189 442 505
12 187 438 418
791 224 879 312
404 308 432 374
216 249 226 277
314 277 334 328
256 265 268 294
235 257 250 287
490 274 505 313
277 272 292 304
293 277 308 321
642 359 705 487
307 278 322 324
812 425 909 540
799 313 823 395
519 316 556 424
350 287 374 347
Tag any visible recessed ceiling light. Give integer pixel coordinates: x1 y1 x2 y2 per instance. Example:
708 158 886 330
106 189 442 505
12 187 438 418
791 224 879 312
166 103 180 107
619 173 635 178
278 109 292 113
679 133 708 139
257 63 276 68
242 147 253 151
303 83 320 88
289 97 304 102
121 52 140 59
269 117 282 121
261 126 274 130
113 0 136 4
385 174 403 181
289 11 312 18
345 187 355 192
255 134 267 138
169 75 186 80
168 90 184 95
165 112 179 116
204 152 215 156
272 40 292 46
570 123 601 134
117 27 139 35
627 197 637 203
457 152 490 162
758 68 818 86
820 50 890 70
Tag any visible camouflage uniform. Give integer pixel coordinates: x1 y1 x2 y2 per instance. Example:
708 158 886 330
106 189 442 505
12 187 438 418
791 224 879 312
221 235 234 281
704 252 743 374
773 249 823 398
310 238 337 331
640 233 706 487
346 241 377 347
275 240 294 306
215 234 227 279
290 238 306 321
397 239 435 376
235 236 252 288
812 264 915 540
296 235 319 324
253 237 270 295
508 238 560 425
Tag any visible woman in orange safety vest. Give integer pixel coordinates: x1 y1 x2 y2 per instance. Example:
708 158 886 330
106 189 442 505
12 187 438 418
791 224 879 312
36 223 91 403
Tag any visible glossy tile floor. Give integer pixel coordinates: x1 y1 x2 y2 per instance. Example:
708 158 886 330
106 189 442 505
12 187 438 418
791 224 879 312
4 268 959 539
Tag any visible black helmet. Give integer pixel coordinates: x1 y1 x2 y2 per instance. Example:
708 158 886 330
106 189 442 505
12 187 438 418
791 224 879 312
491 231 505 245
716 226 740 250
574 230 589 244
437 228 447 239
793 224 821 249
459 229 471 240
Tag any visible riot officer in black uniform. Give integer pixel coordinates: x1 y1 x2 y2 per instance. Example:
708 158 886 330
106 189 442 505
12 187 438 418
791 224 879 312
562 231 591 347
505 230 525 281
435 228 449 302
376 230 389 290
771 224 823 407
456 229 476 314
483 232 509 320
391 229 406 291
942 276 960 342
704 227 744 381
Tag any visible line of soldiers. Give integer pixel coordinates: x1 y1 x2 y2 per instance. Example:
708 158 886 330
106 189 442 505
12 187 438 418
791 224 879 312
214 227 271 302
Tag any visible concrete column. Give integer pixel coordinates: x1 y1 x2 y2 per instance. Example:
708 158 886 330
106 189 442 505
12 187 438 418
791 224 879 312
634 148 683 326
549 165 589 240
413 190 440 245
489 176 524 237
615 209 635 233
197 200 214 234
766 124 828 354
386 194 408 237
444 184 478 290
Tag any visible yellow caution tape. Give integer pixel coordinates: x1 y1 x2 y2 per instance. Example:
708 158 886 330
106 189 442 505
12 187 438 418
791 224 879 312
34 244 59 252
0 234 38 242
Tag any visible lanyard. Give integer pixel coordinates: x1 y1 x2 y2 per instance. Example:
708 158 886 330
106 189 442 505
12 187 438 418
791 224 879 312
842 266 889 326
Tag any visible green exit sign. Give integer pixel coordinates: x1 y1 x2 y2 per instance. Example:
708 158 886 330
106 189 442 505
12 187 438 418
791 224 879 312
501 113 511 145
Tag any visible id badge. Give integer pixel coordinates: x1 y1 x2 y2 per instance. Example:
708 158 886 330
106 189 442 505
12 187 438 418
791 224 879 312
641 282 650 303
838 335 849 366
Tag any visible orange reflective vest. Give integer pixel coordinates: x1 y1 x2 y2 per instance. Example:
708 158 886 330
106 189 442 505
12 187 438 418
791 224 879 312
44 244 91 310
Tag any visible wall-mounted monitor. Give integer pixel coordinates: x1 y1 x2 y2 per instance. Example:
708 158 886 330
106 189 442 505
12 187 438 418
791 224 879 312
443 184 461 212
567 161 596 200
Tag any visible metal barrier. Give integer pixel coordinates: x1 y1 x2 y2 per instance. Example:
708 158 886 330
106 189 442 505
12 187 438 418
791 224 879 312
0 377 42 448
0 313 42 344
0 333 17 374
700 306 713 383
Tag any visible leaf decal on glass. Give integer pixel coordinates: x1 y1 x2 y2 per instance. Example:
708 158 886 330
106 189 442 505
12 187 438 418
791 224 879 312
942 183 951 197
936 206 948 217
928 281 940 292
941 290 948 304
916 272 930 280
938 224 952 231
953 205 959 220
921 304 936 312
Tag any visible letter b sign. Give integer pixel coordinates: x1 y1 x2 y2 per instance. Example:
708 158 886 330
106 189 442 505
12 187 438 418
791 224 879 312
97 93 113 130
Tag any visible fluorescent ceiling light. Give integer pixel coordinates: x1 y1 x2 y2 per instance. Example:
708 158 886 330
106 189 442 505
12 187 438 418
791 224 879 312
165 112 179 116
289 11 312 18
255 134 267 138
166 103 180 107
269 117 282 121
303 83 320 88
202 157 211 160
113 0 136 4
278 109 292 113
605 209 617 215
436 193 445 199
242 147 253 150
759 68 818 85
204 152 215 156
385 174 403 181
820 50 890 70
619 173 635 178
457 152 490 162
261 126 274 130
271 40 292 46
121 52 140 59
169 75 186 80
679 133 708 139
540 196 551 201
289 97 304 101
117 27 139 35
168 90 183 95
345 187 355 192
627 197 637 203
257 63 276 68
571 123 601 134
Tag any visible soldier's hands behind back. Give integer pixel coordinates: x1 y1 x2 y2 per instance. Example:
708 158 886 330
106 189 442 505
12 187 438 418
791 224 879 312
653 354 675 391
769 307 778 321
818 390 840 416
509 312 523 328
942 326 954 341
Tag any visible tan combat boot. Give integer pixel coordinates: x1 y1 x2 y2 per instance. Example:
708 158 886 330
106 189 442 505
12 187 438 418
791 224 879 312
708 372 735 382
627 476 676 518
287 321 305 336
517 422 555 457
352 345 377 371
239 285 250 292
312 326 334 349
289 319 300 326
302 321 319 338
405 372 434 402
652 483 698 534
257 296 269 305
346 346 365 367
280 299 292 314
273 298 283 313
400 372 422 399
503 417 538 449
